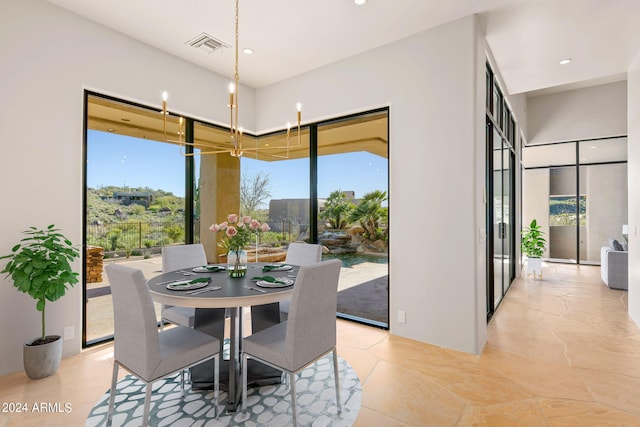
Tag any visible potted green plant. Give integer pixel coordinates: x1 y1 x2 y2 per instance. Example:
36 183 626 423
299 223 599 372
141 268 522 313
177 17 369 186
0 225 80 379
521 219 546 279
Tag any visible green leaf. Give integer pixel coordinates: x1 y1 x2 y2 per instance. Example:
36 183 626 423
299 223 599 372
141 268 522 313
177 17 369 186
1 224 79 337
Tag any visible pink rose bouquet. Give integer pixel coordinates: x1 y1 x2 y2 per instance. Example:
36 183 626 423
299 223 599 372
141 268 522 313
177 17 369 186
209 213 270 252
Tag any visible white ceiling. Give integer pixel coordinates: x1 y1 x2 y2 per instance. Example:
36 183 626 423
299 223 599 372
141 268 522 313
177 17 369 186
46 0 640 95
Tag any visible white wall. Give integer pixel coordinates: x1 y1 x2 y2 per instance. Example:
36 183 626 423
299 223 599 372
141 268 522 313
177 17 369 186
522 169 550 258
527 81 627 144
628 53 640 326
257 15 488 353
0 0 255 376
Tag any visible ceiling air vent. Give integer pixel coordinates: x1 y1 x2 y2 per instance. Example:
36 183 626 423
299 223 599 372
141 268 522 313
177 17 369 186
186 33 230 54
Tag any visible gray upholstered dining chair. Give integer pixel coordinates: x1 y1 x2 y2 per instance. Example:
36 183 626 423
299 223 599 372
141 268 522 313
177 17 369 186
278 242 322 320
160 243 208 329
242 259 342 426
105 264 219 427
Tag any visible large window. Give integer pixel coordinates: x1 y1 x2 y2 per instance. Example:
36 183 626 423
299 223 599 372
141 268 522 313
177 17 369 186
84 92 390 346
238 126 311 259
84 93 197 344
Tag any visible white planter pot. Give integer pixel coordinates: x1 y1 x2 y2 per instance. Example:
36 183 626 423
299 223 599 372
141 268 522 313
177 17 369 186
526 257 542 279
23 335 62 379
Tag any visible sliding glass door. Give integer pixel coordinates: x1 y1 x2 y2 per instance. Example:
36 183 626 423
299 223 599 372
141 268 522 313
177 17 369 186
579 139 628 264
490 126 515 308
492 128 504 306
548 166 580 261
522 137 627 264
316 110 389 327
486 63 516 318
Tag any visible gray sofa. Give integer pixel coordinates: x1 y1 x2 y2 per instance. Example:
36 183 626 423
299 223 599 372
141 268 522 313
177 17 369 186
600 242 628 290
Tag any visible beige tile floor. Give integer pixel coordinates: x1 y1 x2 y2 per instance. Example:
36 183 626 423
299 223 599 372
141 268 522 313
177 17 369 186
2 262 640 426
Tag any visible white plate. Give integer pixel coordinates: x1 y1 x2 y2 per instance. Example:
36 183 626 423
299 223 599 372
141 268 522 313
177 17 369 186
262 265 293 272
167 280 210 291
256 278 294 288
193 265 226 273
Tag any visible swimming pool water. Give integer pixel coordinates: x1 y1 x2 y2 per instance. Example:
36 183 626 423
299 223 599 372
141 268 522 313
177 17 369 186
322 252 388 268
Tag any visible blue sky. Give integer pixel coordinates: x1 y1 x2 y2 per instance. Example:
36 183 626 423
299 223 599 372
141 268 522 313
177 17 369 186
87 131 187 195
87 130 387 203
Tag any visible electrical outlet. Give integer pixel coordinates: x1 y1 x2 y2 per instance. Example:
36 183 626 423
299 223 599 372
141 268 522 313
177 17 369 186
398 310 406 323
64 326 74 341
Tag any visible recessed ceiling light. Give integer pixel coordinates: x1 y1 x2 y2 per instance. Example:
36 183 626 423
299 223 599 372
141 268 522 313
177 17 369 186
354 0 367 5
243 48 253 55
559 58 571 65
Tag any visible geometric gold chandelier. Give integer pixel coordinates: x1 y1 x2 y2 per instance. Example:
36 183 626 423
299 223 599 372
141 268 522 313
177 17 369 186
161 0 301 159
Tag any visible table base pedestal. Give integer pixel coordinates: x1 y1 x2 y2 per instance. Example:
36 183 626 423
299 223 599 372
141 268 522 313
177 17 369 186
191 359 282 402
192 303 283 412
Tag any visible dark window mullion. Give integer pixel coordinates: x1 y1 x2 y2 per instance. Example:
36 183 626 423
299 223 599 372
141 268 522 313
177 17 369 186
309 124 318 244
486 119 495 319
576 142 580 264
184 119 195 244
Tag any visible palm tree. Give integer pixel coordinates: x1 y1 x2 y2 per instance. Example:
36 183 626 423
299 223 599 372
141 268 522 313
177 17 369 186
349 190 387 241
320 190 354 229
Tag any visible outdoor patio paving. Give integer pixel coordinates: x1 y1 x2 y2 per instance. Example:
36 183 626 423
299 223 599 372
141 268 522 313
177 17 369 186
86 254 387 342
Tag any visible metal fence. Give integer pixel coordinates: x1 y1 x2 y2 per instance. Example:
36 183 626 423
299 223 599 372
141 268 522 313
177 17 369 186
86 219 313 254
86 220 196 253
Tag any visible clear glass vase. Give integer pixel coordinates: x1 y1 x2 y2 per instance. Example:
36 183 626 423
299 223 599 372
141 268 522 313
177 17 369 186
227 249 248 278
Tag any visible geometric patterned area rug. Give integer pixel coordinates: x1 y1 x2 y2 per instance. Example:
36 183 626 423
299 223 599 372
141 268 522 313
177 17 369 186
85 354 361 426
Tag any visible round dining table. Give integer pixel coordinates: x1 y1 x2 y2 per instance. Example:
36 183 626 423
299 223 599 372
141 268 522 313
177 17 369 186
147 262 298 412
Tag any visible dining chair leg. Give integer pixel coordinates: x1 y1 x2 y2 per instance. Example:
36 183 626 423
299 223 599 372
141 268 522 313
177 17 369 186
180 369 185 394
332 349 342 413
214 354 220 418
142 383 152 427
241 352 248 413
160 305 165 331
289 372 298 426
106 362 119 426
